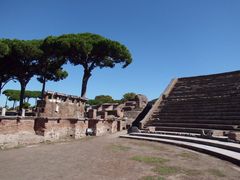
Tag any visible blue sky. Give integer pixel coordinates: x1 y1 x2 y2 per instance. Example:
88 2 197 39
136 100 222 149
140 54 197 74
0 0 240 106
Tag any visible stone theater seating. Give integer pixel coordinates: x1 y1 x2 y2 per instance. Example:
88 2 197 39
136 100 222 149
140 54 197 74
142 71 240 134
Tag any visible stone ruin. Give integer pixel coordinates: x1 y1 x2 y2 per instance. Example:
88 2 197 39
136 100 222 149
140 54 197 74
0 92 148 149
86 94 148 130
37 91 86 118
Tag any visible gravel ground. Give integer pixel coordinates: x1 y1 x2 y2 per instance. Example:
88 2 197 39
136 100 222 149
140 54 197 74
0 131 240 180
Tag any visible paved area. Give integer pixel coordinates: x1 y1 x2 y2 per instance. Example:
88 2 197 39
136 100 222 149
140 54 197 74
0 131 240 180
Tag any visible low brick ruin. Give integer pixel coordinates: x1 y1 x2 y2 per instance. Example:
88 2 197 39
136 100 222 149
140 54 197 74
0 91 149 149
37 91 86 118
87 94 148 129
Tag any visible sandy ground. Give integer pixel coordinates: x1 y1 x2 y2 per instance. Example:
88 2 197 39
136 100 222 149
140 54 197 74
0 131 240 180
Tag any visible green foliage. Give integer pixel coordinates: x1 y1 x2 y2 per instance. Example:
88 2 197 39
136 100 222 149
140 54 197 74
37 36 68 96
87 95 115 105
0 33 132 107
122 92 136 102
87 92 138 106
54 33 132 97
3 89 41 101
0 39 13 93
22 102 31 109
0 40 10 58
5 39 42 110
25 90 41 99
3 89 20 101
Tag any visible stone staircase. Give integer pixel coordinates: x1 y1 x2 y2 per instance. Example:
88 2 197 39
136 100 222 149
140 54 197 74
122 71 240 165
142 71 240 134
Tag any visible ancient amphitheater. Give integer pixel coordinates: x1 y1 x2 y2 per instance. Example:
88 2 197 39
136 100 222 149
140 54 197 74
122 70 240 165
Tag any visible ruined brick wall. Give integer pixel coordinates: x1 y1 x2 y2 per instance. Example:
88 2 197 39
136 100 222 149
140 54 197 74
34 118 88 141
0 117 88 149
0 118 35 135
37 91 86 118
0 117 42 149
95 120 118 136
40 99 85 118
75 121 88 139
43 119 74 141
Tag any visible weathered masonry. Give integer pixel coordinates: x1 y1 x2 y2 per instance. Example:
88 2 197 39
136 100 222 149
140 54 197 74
37 91 86 118
137 70 240 141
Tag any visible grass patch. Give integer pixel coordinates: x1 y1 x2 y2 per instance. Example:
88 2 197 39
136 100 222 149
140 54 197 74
153 166 180 175
141 176 165 180
151 145 169 151
207 169 225 177
132 142 169 151
178 152 199 160
131 155 168 164
183 169 202 176
110 144 131 152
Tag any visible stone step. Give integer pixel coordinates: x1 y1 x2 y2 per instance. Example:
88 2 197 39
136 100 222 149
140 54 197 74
140 130 229 142
143 126 230 134
163 102 240 107
170 92 240 98
164 102 240 108
160 108 240 113
167 93 240 100
145 123 239 130
148 119 240 125
152 115 240 121
120 134 240 165
141 130 201 137
154 112 240 116
129 133 240 153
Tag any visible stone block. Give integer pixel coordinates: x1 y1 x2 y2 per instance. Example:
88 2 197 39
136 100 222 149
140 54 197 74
228 131 240 141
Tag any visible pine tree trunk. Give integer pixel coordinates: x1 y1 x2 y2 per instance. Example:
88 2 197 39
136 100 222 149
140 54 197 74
81 70 91 98
19 81 26 114
13 100 16 109
5 96 8 108
0 81 2 95
41 76 46 99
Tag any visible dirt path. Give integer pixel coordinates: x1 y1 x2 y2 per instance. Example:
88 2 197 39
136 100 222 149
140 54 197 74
0 131 240 180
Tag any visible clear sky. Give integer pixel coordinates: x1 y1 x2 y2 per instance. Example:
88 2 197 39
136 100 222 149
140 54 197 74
0 0 240 106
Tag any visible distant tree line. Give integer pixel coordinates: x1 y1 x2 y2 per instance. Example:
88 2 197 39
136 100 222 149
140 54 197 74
0 33 132 112
3 89 41 109
87 92 136 106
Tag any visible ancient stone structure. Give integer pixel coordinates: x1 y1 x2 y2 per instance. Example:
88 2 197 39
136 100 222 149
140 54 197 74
86 94 148 129
88 119 121 136
37 91 86 118
134 94 148 109
0 116 89 149
123 94 148 128
88 103 123 119
0 91 126 149
139 70 240 141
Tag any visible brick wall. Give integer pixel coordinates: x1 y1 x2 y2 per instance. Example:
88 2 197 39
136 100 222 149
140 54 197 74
0 118 35 135
39 100 85 118
0 117 88 149
95 120 118 136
